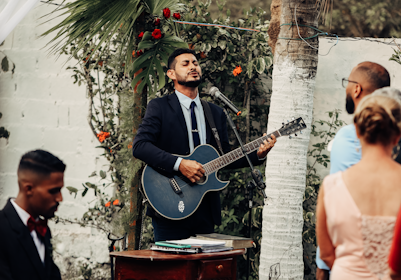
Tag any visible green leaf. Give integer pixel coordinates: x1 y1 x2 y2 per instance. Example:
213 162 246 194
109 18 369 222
218 40 226 50
100 170 106 179
255 57 265 74
1 56 9 72
246 61 253 79
82 188 88 197
66 186 78 194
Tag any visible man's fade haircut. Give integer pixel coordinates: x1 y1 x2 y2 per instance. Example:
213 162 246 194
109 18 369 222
167 48 197 70
357 62 391 90
18 149 66 176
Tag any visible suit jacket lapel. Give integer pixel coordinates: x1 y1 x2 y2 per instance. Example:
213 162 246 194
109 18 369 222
44 232 53 279
4 200 46 280
168 93 189 145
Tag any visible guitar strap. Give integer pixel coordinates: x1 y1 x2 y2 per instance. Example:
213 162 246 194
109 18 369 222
200 99 224 155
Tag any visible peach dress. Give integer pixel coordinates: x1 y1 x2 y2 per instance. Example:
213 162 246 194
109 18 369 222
323 172 396 280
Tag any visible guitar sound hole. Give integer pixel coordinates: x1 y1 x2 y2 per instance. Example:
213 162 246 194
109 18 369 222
196 175 207 184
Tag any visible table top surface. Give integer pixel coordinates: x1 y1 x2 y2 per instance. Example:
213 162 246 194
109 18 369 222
110 249 246 261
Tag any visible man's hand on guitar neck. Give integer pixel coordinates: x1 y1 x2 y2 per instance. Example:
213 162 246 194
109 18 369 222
179 159 205 183
257 134 277 159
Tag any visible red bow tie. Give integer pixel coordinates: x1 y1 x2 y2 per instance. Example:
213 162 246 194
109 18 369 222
27 216 47 238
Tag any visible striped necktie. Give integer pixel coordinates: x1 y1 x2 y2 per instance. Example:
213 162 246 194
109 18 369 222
190 101 200 147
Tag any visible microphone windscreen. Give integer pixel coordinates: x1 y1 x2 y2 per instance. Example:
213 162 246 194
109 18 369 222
209 86 220 97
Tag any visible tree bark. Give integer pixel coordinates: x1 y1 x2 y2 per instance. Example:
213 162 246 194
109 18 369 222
260 0 319 279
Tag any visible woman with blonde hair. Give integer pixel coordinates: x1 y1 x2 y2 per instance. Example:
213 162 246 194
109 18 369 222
316 93 401 280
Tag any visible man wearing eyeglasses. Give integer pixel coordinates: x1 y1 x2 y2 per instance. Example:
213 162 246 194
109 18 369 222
316 61 390 280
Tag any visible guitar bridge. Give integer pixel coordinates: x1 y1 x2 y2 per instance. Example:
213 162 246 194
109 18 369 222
169 178 182 194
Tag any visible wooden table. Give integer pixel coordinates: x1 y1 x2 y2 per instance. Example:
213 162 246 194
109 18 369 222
110 249 245 280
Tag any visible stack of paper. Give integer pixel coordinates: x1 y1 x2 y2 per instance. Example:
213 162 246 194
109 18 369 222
150 238 233 254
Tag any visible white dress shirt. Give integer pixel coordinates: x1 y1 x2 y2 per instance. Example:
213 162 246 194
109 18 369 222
10 199 45 263
173 90 207 171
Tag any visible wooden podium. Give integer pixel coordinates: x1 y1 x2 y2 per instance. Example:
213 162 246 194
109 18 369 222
110 249 245 280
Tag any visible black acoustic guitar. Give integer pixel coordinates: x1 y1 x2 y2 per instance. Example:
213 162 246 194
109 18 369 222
142 117 307 220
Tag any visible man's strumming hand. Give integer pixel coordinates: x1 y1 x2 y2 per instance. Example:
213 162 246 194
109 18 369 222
179 159 205 183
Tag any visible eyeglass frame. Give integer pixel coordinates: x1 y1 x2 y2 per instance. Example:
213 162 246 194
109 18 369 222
342 78 363 92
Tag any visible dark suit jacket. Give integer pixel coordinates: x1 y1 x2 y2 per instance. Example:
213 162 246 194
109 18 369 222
0 199 61 280
132 93 264 225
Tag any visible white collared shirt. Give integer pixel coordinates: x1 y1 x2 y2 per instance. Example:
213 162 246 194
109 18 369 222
10 199 45 263
173 90 207 171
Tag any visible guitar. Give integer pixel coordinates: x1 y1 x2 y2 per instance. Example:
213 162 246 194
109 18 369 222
142 117 307 220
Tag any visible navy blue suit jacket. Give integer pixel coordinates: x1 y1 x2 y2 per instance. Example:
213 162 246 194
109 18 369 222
132 93 264 225
0 199 62 280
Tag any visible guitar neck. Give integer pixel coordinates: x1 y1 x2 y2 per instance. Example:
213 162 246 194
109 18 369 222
203 130 281 175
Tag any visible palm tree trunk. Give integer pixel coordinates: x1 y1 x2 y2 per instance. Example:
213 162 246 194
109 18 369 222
259 0 319 279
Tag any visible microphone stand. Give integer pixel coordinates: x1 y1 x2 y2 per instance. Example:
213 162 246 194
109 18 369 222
222 107 267 280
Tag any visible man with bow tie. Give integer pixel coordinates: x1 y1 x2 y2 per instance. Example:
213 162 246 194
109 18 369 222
0 149 65 280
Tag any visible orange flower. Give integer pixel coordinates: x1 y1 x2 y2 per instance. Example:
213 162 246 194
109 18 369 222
128 144 133 149
98 61 103 66
113 199 119 206
105 201 111 207
233 66 242 76
200 52 207 59
97 131 111 143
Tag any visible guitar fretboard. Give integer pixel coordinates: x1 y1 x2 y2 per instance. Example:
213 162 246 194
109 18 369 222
203 131 281 175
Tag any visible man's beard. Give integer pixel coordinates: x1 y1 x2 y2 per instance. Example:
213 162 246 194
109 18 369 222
346 94 355 114
177 74 202 88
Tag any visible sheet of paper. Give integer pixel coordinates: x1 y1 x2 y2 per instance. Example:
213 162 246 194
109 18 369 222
166 237 225 247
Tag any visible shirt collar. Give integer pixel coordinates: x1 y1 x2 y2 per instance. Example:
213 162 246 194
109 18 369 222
175 90 201 110
10 198 32 226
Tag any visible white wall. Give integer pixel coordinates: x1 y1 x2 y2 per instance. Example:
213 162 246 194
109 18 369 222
1 2 401 278
0 2 110 278
310 37 401 177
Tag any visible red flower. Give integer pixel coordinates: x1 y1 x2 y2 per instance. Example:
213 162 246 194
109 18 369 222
173 13 180 20
98 61 103 66
152 29 162 39
163 8 170 19
136 50 143 57
138 32 144 39
105 201 111 207
155 18 160 26
113 199 120 206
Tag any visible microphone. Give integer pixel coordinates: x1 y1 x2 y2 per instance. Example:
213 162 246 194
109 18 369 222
209 87 241 116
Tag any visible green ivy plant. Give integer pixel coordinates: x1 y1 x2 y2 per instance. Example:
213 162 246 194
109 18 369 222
48 0 273 279
303 110 345 280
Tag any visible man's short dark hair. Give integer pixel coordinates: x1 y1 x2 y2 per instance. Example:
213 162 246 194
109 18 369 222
167 48 197 70
357 62 391 90
18 149 66 176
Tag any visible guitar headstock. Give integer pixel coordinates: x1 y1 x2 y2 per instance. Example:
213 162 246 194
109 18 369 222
279 117 307 137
